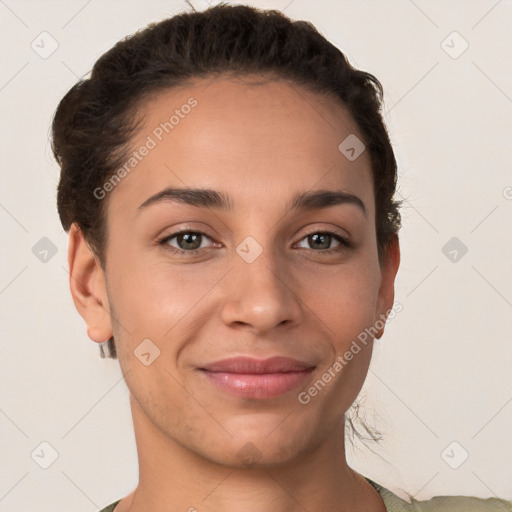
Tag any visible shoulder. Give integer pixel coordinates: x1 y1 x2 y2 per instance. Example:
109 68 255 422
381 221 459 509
97 500 121 512
367 479 512 512
409 495 512 511
99 486 512 512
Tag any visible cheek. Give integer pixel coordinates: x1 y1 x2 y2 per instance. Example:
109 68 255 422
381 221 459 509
299 258 381 341
106 249 223 344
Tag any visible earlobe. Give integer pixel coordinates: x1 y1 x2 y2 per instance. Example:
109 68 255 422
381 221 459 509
375 234 401 339
67 223 113 343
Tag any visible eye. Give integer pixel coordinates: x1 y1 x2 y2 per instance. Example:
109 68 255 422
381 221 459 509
296 230 350 254
157 229 351 257
158 230 216 255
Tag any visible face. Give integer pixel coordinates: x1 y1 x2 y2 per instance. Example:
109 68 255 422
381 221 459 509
76 75 399 468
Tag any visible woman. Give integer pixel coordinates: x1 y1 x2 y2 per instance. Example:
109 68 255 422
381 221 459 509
51 4 511 511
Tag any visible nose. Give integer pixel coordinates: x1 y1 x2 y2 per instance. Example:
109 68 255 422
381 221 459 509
219 245 304 335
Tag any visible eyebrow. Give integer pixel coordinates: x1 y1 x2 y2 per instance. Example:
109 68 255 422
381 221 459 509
138 187 366 216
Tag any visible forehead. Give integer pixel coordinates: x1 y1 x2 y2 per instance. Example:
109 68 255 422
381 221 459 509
109 75 374 215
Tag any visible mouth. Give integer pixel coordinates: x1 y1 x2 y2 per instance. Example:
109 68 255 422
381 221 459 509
197 356 315 399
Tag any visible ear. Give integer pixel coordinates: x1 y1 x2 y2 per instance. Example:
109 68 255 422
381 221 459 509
67 223 112 343
374 234 400 339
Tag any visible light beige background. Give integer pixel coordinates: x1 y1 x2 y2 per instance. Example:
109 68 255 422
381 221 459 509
0 0 511 510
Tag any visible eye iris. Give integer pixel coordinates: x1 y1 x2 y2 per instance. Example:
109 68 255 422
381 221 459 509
310 233 330 250
178 232 201 250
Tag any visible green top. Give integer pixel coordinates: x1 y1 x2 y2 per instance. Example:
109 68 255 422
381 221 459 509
97 478 512 511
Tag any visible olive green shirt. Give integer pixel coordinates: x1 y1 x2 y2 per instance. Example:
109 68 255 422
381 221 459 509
97 477 512 511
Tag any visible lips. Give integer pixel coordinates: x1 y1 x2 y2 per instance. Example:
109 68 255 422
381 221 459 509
198 356 315 399
200 356 314 373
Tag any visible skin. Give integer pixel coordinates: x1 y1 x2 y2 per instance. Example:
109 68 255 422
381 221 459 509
68 74 400 512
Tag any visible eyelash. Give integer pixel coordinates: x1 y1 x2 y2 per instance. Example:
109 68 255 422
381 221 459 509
157 229 351 256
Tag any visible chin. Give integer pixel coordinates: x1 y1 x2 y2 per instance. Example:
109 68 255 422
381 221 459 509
195 422 316 469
